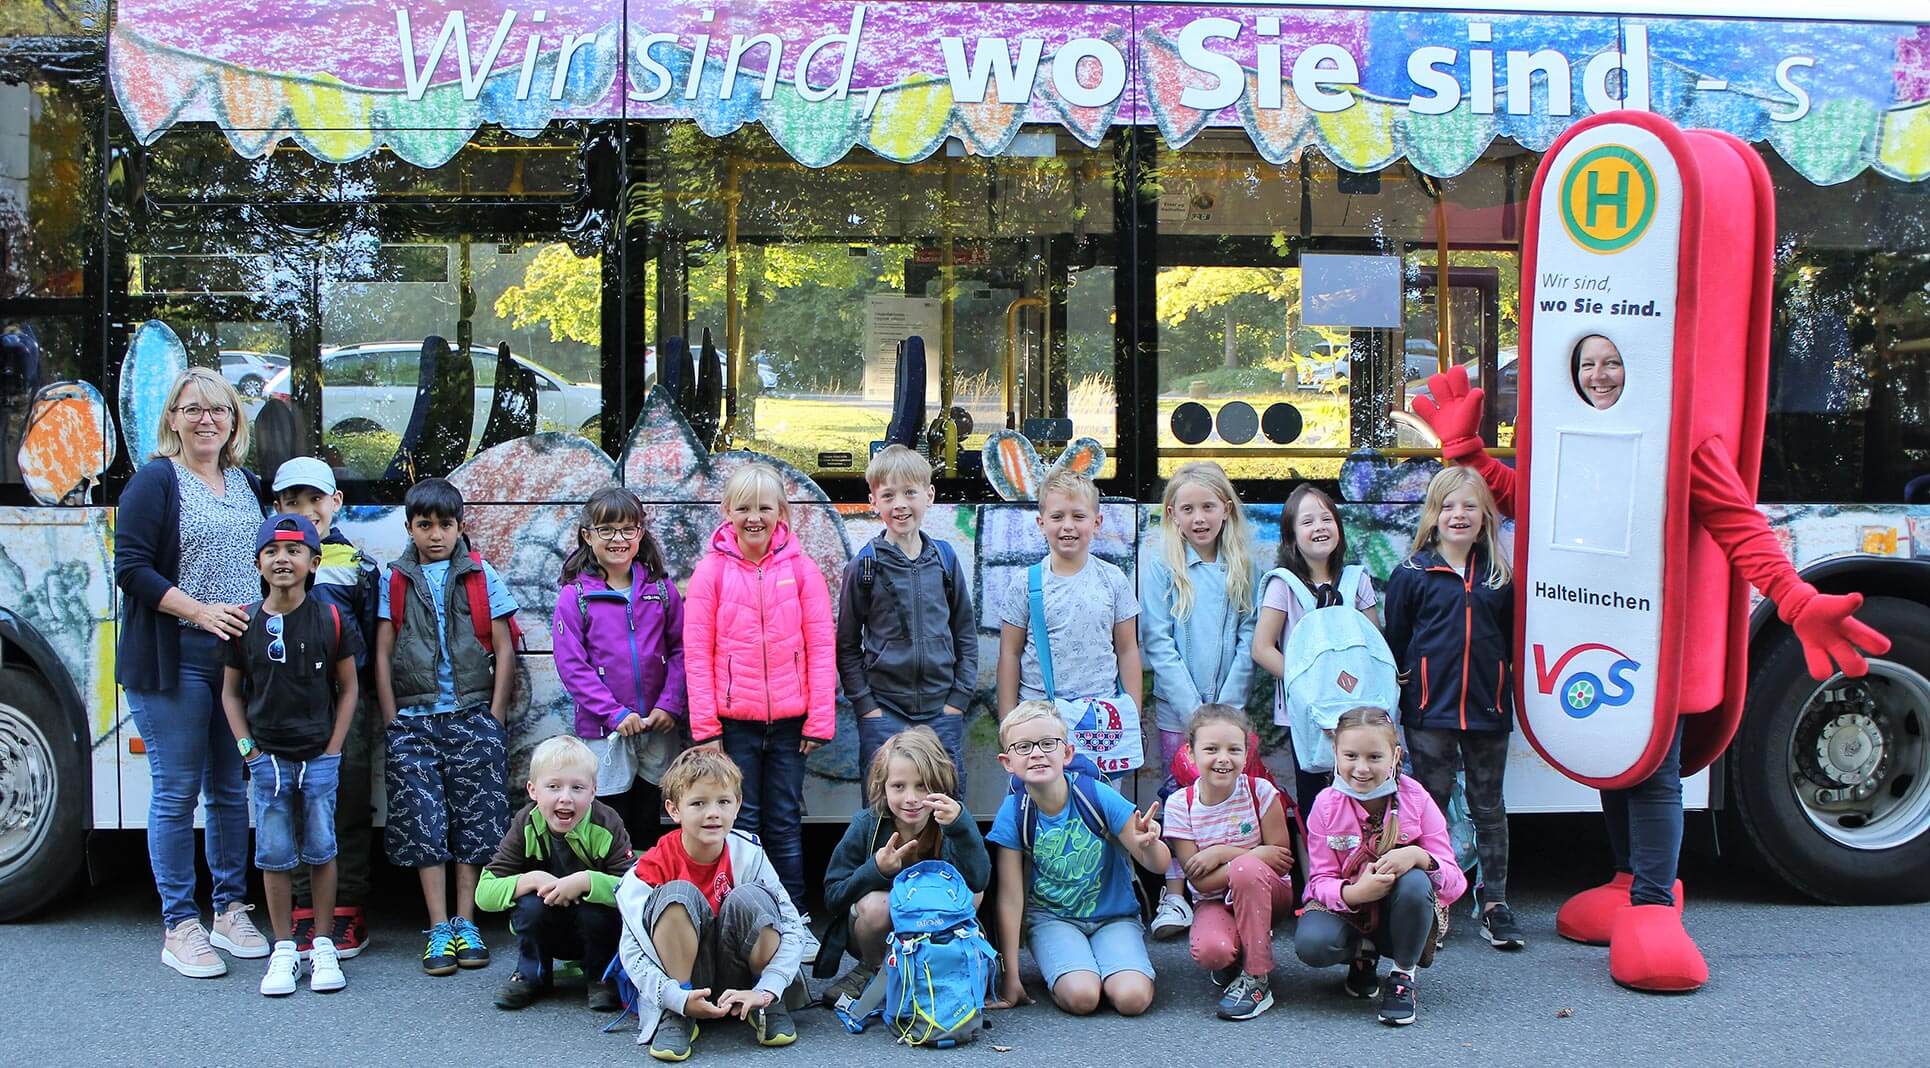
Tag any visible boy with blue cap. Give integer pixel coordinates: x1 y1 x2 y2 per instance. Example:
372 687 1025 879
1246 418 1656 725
220 513 363 996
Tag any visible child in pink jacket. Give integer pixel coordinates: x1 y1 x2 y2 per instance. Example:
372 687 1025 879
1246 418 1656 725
1295 707 1466 1028
683 462 835 958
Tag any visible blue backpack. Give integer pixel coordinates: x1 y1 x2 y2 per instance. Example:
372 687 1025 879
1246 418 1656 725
837 861 999 1047
1263 566 1400 773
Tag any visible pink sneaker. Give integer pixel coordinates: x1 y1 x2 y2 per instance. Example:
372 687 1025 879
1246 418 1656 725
162 919 227 978
211 901 270 959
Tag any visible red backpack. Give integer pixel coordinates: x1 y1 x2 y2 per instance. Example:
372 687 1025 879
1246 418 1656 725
388 551 525 655
1171 731 1300 835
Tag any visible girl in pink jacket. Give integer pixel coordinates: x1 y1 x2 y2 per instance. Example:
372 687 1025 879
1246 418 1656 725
683 462 835 942
1294 707 1466 1028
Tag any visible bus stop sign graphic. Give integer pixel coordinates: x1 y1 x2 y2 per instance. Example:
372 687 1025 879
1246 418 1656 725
1560 146 1657 254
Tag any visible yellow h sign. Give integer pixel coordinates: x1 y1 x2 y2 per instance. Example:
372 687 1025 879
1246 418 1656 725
1560 145 1656 253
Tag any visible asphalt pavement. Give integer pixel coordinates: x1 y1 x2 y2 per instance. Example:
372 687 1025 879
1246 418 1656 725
3 817 1920 1067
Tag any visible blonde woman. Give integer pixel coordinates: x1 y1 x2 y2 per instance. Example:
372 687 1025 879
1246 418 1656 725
1138 461 1262 939
115 367 270 977
1380 465 1520 950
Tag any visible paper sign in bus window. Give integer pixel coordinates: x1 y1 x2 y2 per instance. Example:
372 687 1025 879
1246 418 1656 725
1551 430 1639 555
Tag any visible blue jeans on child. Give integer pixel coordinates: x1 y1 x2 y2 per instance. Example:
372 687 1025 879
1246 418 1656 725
857 709 966 795
123 629 250 927
246 752 342 870
720 717 807 906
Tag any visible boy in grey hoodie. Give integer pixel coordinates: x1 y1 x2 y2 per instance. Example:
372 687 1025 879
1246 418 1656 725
836 446 978 784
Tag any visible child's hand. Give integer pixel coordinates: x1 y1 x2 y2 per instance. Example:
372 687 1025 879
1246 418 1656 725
644 708 677 732
924 793 962 826
615 712 646 736
1371 847 1423 878
874 832 922 878
515 872 559 898
989 973 1032 1009
715 988 774 1019
1250 845 1295 876
1351 870 1398 903
1181 845 1235 882
800 738 823 754
541 870 593 906
1124 801 1163 851
693 740 723 753
682 988 731 1020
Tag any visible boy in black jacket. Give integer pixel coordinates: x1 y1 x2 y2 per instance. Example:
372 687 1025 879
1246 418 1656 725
836 446 978 787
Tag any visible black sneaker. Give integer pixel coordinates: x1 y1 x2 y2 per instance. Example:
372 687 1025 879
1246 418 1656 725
588 980 624 1013
1216 973 1274 1021
753 1001 797 1047
1344 955 1381 999
1482 904 1527 950
449 916 491 967
1378 971 1417 1026
1210 963 1240 988
494 972 548 1010
648 1015 698 1062
291 908 317 958
821 962 877 1008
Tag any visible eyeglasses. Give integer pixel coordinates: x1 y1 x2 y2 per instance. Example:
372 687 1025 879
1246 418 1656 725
590 525 642 542
1004 737 1066 757
264 612 286 664
172 404 233 423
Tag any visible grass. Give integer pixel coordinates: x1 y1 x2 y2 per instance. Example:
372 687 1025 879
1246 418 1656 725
739 397 891 474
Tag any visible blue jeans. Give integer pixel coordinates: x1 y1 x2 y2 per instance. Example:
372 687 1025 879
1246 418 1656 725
721 717 806 907
857 708 966 796
123 630 251 926
1603 723 1685 907
246 752 341 871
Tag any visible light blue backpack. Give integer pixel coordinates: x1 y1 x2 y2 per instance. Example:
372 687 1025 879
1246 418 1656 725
1264 566 1400 773
836 861 999 1048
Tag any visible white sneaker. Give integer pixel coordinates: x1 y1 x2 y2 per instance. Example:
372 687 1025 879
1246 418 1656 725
1150 892 1193 940
260 940 302 997
161 919 227 978
211 901 271 959
797 914 821 964
309 936 346 993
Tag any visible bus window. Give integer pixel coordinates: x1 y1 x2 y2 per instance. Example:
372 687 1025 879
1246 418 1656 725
0 71 97 301
1149 134 1528 481
643 123 1119 489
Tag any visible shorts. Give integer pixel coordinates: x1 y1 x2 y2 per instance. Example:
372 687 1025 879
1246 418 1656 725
1025 911 1155 988
641 880 799 998
383 706 509 867
247 752 341 871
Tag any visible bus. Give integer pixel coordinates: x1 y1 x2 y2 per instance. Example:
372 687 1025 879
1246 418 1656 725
1 0 1925 921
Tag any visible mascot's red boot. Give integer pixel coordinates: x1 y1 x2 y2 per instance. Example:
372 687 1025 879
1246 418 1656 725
1556 874 1684 946
1609 905 1708 992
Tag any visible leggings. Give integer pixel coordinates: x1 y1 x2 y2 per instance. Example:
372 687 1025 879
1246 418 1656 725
1294 867 1436 972
1406 727 1510 904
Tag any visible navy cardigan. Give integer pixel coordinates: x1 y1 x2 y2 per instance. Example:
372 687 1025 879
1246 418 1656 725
115 458 263 692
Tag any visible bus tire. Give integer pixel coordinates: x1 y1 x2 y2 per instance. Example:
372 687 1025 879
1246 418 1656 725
1730 596 1930 904
0 667 85 921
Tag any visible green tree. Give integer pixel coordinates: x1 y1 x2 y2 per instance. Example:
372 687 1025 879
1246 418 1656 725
493 244 602 345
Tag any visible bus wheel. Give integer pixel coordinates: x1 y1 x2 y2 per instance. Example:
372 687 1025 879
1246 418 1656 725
0 667 84 920
1731 596 1930 904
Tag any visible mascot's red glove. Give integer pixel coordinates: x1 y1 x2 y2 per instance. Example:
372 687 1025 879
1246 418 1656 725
1689 438 1891 680
1410 365 1486 463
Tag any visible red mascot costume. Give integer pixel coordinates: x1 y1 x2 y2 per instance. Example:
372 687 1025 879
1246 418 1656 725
1410 112 1890 992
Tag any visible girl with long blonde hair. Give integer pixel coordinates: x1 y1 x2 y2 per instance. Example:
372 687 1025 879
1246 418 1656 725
1138 461 1263 941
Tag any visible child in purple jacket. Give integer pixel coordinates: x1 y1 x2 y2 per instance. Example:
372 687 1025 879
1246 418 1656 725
552 487 687 847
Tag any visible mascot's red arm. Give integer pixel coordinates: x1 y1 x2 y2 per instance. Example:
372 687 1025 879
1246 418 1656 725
1411 365 1889 683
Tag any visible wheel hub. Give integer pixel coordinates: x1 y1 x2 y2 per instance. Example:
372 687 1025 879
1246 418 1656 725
1788 662 1930 852
1812 712 1886 791
0 706 57 872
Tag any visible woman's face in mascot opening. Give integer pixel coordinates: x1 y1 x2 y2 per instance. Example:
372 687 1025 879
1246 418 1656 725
1575 335 1626 409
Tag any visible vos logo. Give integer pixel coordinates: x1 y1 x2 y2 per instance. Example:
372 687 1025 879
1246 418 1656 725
1533 642 1642 719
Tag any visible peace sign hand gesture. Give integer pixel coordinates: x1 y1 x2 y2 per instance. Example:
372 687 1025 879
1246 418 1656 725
1123 801 1163 852
874 831 922 878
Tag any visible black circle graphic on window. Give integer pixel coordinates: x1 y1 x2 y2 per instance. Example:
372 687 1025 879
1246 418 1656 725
1171 402 1212 445
1262 403 1303 444
1216 401 1258 445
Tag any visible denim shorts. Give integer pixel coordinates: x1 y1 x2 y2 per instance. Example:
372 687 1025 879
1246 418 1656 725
247 752 341 871
1025 911 1154 988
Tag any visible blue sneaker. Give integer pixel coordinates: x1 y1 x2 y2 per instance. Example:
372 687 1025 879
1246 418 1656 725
450 916 491 969
422 922 458 976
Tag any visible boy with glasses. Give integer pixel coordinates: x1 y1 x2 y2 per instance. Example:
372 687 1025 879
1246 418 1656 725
220 514 363 996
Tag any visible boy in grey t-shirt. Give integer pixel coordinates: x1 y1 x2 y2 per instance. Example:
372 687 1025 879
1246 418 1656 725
996 471 1142 714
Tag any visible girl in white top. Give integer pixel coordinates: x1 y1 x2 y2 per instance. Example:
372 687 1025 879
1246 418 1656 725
1252 484 1381 817
1162 704 1294 1021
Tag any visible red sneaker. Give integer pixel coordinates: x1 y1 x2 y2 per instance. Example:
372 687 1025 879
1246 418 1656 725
291 907 317 958
330 907 370 960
